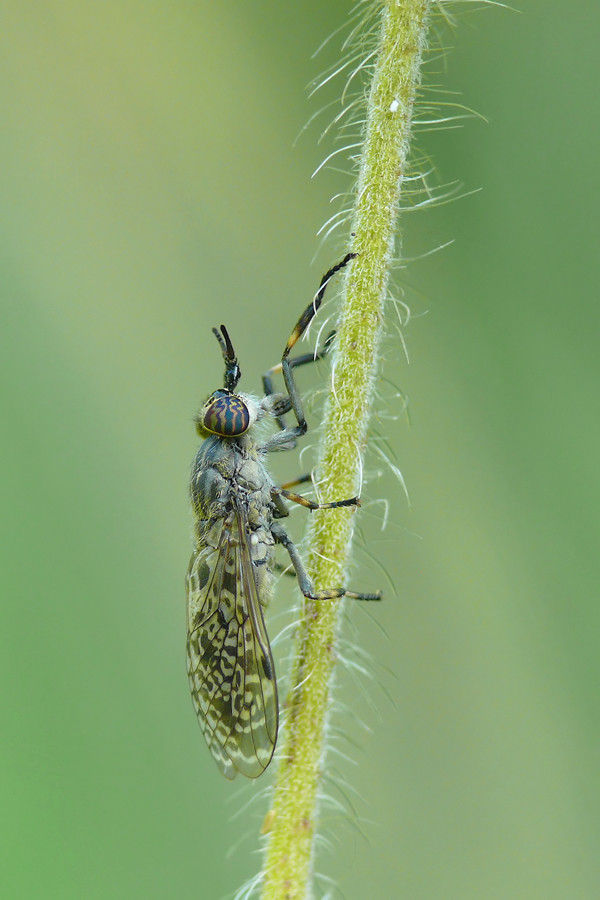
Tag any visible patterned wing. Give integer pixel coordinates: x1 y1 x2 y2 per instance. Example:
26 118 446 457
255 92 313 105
186 510 278 780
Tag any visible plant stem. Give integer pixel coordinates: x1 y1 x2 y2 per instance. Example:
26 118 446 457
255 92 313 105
260 2 430 898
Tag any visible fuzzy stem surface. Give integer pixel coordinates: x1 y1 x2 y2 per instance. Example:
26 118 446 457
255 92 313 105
260 2 430 898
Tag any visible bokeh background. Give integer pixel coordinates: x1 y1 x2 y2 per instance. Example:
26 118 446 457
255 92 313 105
1 2 598 898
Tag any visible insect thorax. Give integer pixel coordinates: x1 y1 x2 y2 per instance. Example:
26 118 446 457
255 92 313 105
190 435 277 591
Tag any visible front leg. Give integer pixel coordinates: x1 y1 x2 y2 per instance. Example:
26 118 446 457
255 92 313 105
281 254 356 436
262 331 336 431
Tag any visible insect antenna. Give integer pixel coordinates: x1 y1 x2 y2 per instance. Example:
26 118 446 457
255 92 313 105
212 324 242 391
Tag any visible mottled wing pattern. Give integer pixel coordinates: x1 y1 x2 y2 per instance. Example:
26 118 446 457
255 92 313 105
186 509 278 780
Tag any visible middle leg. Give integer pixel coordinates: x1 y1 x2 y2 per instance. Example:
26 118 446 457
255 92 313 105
271 485 360 513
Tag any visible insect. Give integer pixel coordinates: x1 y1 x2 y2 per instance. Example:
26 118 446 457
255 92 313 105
186 253 380 780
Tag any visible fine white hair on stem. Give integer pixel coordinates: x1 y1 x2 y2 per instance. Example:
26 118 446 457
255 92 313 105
233 871 264 900
369 439 411 507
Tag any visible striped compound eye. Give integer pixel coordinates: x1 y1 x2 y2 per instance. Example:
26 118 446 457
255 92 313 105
201 393 250 436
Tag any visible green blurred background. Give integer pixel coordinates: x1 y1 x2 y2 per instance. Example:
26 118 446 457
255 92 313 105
1 2 598 898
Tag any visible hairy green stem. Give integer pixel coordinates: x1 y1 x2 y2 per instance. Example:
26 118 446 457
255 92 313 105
260 2 430 898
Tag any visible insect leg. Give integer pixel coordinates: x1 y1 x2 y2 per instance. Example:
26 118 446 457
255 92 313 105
263 331 336 431
279 474 313 489
281 253 357 438
263 333 335 399
271 485 361 512
271 522 381 602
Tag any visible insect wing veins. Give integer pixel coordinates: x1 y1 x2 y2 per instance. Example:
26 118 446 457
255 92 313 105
186 501 278 780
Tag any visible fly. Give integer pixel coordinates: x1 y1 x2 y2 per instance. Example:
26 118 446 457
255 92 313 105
186 253 380 779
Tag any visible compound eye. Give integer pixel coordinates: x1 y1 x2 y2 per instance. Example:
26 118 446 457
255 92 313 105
202 394 250 436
